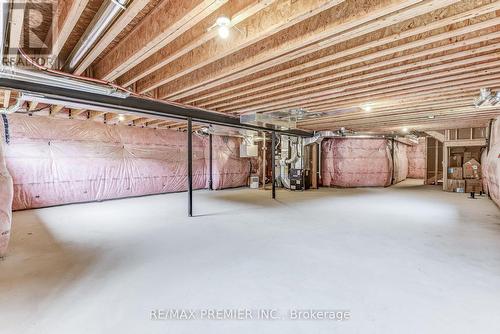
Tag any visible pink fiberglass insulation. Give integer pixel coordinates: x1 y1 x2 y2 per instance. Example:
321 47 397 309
4 114 211 210
393 141 409 184
407 137 426 178
0 117 14 256
321 138 393 187
211 135 251 190
483 117 500 207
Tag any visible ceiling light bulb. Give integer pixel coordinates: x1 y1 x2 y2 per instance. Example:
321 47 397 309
215 16 231 39
216 16 230 26
218 25 230 39
428 115 435 119
362 104 372 112
402 127 409 133
118 114 125 121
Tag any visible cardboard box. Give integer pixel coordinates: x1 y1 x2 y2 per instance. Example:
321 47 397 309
447 167 463 180
449 154 463 168
465 179 483 193
445 179 466 192
463 159 481 179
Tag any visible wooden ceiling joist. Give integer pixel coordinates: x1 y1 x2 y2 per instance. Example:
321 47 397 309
202 29 500 108
73 0 151 75
92 0 228 81
219 54 500 113
234 69 500 115
134 0 345 94
70 109 87 117
28 101 38 112
2 90 11 108
7 0 25 63
50 0 91 68
189 1 500 106
157 0 461 100
50 105 64 116
116 0 278 88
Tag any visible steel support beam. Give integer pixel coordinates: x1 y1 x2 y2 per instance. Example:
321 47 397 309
187 118 193 217
391 138 395 185
0 76 312 137
271 131 276 199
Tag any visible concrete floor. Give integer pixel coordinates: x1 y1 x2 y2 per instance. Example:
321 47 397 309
1 180 500 333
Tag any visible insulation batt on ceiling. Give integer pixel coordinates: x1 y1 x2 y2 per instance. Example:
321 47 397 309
2 114 252 211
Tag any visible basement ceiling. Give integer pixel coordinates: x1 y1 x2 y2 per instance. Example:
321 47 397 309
4 0 500 133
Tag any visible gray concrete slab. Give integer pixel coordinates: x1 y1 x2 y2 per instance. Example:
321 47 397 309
1 180 500 333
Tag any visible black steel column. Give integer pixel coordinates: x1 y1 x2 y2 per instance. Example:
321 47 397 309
209 133 213 190
391 138 395 185
187 118 193 217
271 131 276 199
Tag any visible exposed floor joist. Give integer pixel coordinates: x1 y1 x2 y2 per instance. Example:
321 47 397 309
92 0 228 81
5 0 500 132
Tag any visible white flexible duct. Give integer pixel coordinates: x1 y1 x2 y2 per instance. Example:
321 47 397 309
0 97 23 114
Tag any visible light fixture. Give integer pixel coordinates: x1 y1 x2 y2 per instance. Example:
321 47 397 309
362 104 372 112
215 16 231 39
427 115 435 119
402 127 409 133
118 114 125 121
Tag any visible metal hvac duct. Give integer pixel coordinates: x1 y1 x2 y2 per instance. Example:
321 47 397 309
0 66 130 98
64 0 128 71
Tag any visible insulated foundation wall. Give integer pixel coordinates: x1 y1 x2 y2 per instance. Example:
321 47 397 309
321 138 393 187
407 137 426 178
211 135 251 190
3 114 251 211
0 116 13 256
393 141 409 183
483 117 500 207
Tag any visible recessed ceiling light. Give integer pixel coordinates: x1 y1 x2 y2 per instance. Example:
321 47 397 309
428 115 435 119
402 127 409 133
362 104 372 112
118 114 125 121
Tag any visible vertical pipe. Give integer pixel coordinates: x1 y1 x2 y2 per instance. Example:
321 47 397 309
487 119 493 199
391 138 395 185
301 137 305 191
262 132 266 189
271 131 276 199
209 133 213 190
187 118 193 217
487 119 493 152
